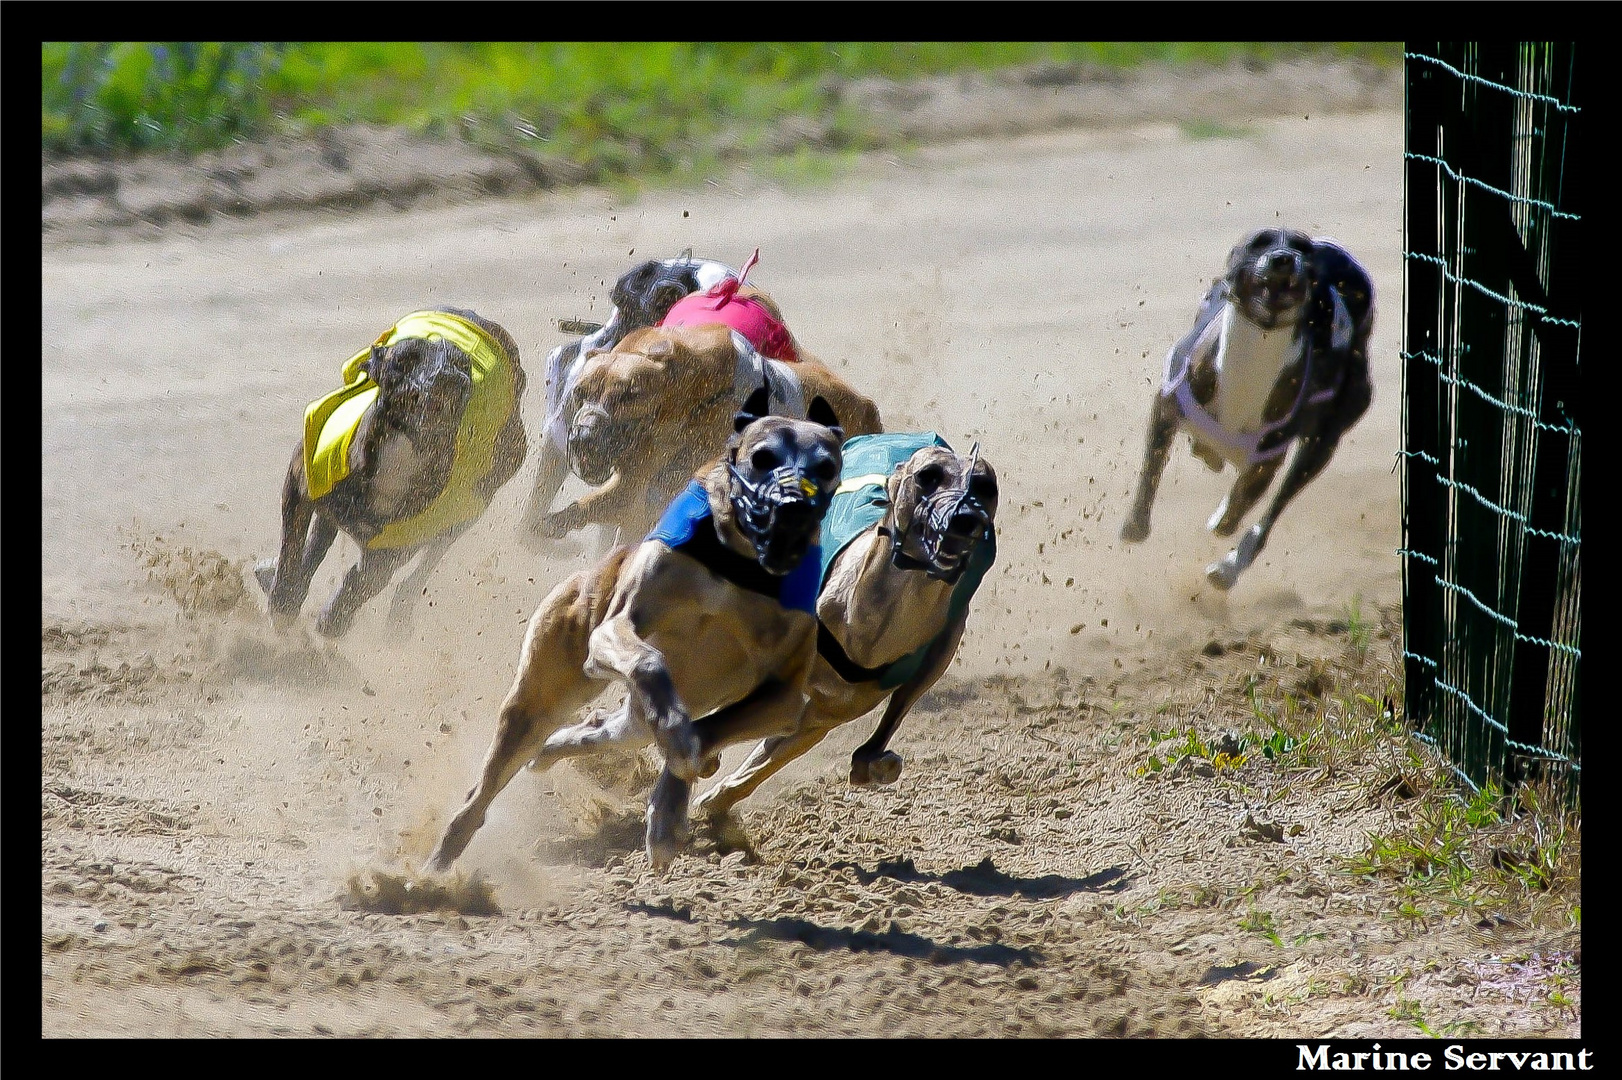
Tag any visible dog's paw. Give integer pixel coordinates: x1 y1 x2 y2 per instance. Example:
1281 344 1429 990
645 771 692 871
253 558 278 596
1119 515 1151 544
540 508 584 541
850 750 903 786
1205 557 1241 592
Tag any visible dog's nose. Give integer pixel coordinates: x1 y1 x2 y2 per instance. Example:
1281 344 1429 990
773 499 819 528
947 510 987 539
569 407 608 443
1267 251 1299 275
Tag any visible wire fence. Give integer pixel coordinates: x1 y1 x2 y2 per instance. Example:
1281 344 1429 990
1401 43 1582 805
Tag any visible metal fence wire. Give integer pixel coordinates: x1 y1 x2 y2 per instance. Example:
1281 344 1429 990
1401 43 1582 804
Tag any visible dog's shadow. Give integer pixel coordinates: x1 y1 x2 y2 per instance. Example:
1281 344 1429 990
721 914 1041 967
625 900 1041 968
831 855 1131 900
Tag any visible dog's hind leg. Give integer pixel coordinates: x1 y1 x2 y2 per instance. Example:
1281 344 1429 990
430 577 599 871
1206 457 1283 537
1205 435 1340 591
527 699 655 771
693 725 831 821
315 546 414 638
1120 392 1181 544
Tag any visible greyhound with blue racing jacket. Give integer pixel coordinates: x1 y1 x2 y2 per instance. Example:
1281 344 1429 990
693 432 998 821
430 385 847 872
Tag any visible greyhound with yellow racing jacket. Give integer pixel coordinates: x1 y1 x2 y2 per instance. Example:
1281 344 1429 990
258 307 526 638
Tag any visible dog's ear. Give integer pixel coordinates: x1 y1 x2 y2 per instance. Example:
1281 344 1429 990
734 384 771 433
1228 232 1265 276
361 343 388 382
807 395 844 444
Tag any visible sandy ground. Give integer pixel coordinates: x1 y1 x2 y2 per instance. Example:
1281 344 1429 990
41 68 1581 1038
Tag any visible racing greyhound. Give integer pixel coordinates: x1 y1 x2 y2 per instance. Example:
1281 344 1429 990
429 386 846 871
1119 227 1374 589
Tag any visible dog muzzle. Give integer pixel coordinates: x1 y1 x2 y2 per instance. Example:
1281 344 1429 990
728 463 832 575
566 404 619 486
1243 251 1307 328
911 487 991 583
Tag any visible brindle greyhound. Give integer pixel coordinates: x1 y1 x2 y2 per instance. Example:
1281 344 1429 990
534 321 881 545
258 307 526 637
521 252 738 544
693 433 998 821
1119 228 1374 589
429 386 846 872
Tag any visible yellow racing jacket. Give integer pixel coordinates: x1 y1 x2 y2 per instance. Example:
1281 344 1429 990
302 310 517 551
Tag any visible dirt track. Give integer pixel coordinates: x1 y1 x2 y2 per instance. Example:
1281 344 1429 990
42 74 1581 1037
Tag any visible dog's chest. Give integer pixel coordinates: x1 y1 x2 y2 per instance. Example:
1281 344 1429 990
655 598 807 715
1212 305 1303 434
823 531 952 666
364 431 434 515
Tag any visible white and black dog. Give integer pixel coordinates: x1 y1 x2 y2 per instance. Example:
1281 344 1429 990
520 251 738 543
1120 228 1374 589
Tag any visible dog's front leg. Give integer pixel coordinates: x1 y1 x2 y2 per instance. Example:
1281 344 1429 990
648 654 813 869
1206 434 1339 591
264 446 332 625
1120 391 1181 544
316 546 414 638
584 614 701 779
1207 457 1283 537
1207 365 1370 590
544 471 637 539
648 682 802 869
520 440 572 548
851 611 966 786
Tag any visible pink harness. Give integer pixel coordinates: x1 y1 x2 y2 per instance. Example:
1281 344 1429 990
1163 293 1349 467
659 248 801 362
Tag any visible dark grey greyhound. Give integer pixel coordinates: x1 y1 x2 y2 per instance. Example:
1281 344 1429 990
258 307 526 637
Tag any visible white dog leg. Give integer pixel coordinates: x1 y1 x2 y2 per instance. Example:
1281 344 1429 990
1205 522 1264 591
526 701 654 773
1205 494 1231 534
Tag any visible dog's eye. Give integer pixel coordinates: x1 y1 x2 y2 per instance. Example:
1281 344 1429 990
811 458 838 481
916 466 944 493
968 475 998 502
751 448 780 472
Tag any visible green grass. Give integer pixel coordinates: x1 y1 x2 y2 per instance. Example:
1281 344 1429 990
43 42 1401 180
